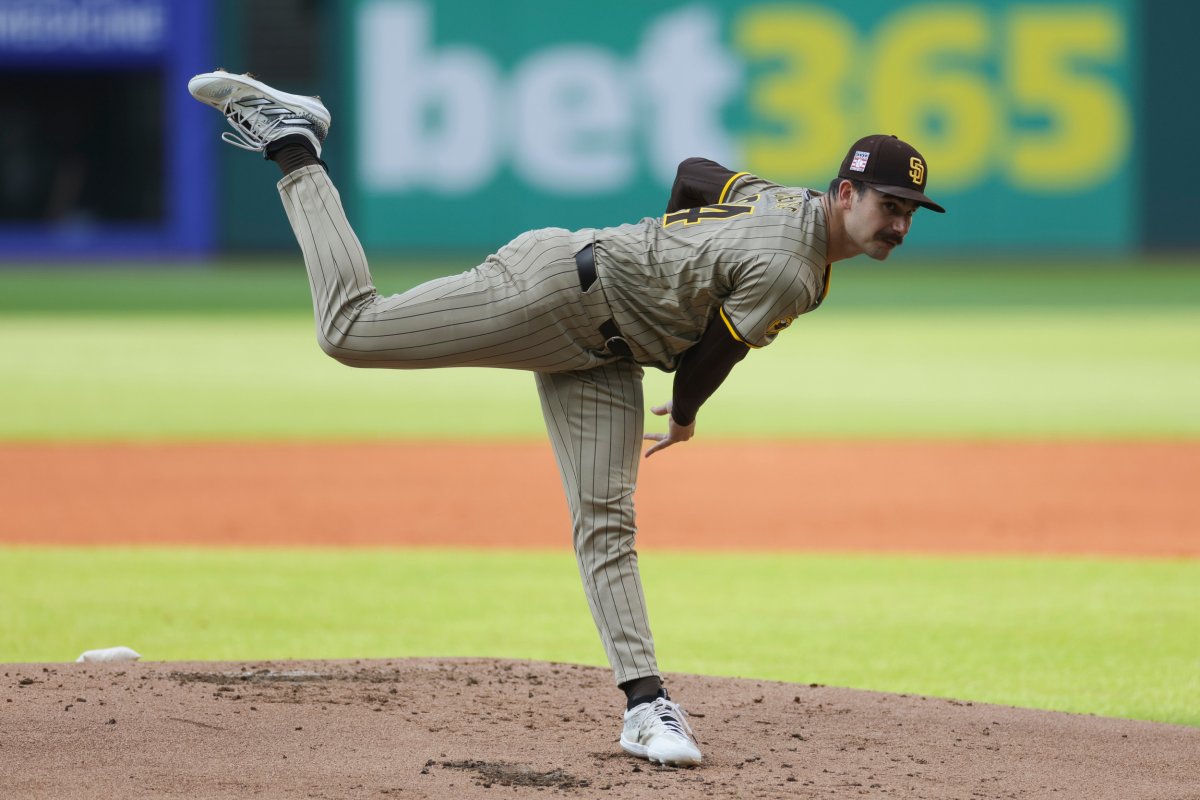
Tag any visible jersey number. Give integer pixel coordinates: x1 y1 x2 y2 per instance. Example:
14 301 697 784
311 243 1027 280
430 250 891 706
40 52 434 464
663 202 755 228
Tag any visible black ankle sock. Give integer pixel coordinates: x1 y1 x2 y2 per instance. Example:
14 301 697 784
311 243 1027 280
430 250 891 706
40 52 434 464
266 134 325 176
621 676 664 709
627 691 665 710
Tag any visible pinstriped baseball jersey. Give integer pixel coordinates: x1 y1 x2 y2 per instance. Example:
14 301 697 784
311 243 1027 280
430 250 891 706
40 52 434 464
589 172 830 371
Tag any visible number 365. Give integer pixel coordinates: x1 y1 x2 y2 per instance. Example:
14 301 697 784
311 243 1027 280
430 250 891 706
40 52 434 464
737 4 1131 192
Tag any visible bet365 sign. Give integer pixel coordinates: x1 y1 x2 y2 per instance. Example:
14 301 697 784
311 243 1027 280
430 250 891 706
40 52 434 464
347 0 1135 250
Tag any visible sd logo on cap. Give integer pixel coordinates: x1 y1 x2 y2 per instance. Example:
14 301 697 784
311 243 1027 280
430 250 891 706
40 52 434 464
837 135 945 213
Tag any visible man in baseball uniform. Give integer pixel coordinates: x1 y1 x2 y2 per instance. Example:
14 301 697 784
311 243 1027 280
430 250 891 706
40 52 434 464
189 70 945 767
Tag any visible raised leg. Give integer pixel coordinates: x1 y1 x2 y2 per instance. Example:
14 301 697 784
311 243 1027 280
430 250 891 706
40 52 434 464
277 165 605 372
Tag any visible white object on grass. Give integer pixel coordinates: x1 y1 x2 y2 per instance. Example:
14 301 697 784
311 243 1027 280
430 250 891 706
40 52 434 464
76 646 142 663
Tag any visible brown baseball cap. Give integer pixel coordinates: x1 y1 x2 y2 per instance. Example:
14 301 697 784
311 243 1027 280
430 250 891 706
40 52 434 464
837 134 946 213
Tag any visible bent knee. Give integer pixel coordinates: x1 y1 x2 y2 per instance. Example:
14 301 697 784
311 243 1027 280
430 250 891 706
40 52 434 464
316 333 371 367
329 353 373 369
317 333 420 370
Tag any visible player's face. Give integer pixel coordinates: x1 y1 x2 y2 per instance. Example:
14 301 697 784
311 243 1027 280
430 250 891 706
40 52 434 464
845 186 919 261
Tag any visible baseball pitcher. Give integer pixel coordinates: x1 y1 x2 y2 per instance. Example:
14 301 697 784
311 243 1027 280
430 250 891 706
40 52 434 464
188 69 944 767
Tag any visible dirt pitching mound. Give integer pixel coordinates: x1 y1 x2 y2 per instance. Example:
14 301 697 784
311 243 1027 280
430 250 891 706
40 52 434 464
3 658 1196 800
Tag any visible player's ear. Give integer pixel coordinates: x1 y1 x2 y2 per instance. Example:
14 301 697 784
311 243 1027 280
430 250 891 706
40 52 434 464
836 179 855 209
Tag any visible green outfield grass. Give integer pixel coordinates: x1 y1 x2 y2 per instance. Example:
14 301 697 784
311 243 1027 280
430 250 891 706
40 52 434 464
1 259 1197 440
1 307 1196 439
2 257 1199 313
1 547 1196 727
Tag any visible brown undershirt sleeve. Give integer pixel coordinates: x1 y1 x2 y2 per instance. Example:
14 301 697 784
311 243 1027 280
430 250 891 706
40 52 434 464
670 313 750 426
665 157 741 213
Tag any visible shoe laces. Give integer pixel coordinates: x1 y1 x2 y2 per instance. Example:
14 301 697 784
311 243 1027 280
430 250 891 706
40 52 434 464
218 96 302 152
636 697 696 741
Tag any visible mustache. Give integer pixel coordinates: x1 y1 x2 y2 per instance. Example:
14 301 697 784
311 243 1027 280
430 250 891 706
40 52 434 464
877 232 904 247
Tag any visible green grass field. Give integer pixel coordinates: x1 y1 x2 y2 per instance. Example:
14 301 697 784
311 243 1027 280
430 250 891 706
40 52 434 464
2 548 1196 727
2 260 1198 440
1 309 1196 439
2 259 1197 727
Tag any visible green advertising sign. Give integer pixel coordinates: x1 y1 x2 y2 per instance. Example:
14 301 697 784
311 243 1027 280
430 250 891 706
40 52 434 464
343 0 1136 251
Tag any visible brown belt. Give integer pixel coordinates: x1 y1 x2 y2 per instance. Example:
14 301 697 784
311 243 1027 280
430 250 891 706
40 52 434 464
575 243 633 358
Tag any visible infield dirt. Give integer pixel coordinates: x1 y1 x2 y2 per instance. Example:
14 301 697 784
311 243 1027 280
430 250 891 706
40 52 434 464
4 657 1198 800
2 441 1198 798
2 441 1197 555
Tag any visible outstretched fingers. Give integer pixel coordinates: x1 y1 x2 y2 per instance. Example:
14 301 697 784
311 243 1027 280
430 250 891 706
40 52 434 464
643 401 694 458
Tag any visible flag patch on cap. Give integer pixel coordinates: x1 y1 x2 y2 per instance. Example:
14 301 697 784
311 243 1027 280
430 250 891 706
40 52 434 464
849 151 870 172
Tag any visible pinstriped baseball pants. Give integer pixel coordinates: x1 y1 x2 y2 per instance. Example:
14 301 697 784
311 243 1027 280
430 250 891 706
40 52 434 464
278 165 659 685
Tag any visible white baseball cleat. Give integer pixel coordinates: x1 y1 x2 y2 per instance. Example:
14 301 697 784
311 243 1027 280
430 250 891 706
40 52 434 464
620 692 703 767
187 69 330 156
